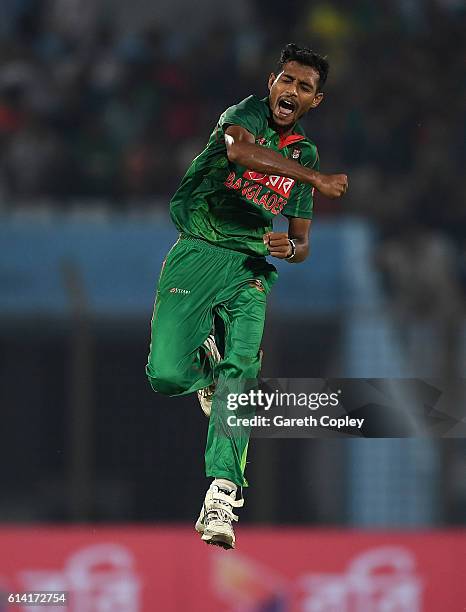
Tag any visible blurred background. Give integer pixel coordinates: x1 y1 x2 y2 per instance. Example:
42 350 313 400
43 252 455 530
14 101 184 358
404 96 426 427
0 0 465 610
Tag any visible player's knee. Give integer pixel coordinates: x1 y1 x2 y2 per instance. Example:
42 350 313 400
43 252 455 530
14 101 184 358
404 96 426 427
146 364 187 396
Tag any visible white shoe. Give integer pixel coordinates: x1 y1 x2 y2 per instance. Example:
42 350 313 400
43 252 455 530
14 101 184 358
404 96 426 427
197 335 221 417
195 481 244 550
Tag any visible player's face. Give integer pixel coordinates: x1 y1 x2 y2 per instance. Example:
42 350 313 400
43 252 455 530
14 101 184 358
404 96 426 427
268 61 323 129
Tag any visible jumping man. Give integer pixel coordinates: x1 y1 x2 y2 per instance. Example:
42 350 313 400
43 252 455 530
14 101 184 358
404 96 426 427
146 43 348 549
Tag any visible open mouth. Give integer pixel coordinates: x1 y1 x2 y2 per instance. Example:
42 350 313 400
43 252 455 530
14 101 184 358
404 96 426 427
277 98 296 118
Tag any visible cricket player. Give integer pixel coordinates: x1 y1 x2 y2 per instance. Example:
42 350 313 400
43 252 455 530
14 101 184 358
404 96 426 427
146 43 348 549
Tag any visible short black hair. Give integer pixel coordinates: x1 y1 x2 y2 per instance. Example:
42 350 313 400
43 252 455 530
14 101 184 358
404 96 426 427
278 43 329 91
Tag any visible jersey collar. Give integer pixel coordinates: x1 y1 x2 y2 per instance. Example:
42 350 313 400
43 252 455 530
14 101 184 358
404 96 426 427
278 133 306 150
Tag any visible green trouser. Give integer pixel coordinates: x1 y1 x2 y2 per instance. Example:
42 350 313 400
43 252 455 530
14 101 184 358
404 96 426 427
146 235 278 486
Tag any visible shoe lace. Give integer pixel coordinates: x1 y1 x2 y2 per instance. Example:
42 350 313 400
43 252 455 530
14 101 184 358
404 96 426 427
205 489 244 525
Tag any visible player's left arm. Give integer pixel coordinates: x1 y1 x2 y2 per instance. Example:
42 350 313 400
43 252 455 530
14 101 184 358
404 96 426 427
263 217 311 263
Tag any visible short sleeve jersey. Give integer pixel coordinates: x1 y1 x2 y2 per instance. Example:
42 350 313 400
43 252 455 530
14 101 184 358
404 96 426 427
169 95 319 257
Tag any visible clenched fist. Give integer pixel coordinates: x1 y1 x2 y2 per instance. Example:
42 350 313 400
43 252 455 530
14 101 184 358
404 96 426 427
263 232 292 259
314 173 348 199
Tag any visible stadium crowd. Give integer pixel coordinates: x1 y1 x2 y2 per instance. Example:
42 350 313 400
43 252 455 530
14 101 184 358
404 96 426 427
0 3 462 207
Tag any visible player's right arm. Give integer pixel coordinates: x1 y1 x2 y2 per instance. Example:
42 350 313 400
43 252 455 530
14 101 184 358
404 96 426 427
224 125 347 199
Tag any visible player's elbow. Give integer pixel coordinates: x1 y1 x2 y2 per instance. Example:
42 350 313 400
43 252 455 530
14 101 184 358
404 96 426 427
227 144 238 164
226 143 242 164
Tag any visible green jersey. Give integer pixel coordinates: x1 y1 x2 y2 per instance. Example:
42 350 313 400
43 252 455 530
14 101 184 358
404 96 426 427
170 95 319 257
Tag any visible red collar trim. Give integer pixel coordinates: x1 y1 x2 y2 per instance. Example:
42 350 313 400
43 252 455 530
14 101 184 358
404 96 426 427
278 133 306 150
